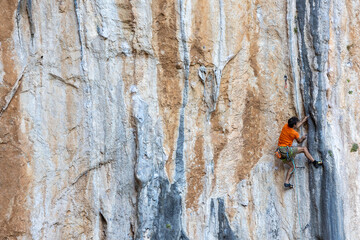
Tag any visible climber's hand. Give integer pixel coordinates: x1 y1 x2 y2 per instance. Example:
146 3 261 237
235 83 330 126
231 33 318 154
296 135 306 143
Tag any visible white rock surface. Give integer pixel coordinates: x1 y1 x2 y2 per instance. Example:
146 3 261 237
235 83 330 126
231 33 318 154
0 0 359 239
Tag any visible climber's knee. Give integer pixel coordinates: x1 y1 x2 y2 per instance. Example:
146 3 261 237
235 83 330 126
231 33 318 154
297 147 305 153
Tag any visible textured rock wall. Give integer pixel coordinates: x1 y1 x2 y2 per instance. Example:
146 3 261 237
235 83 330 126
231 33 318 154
1 0 359 239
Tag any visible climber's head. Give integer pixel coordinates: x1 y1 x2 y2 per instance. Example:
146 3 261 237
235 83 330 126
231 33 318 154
288 117 299 128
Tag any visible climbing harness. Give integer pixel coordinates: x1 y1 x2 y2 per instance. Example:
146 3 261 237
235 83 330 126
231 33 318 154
274 147 289 160
274 146 294 162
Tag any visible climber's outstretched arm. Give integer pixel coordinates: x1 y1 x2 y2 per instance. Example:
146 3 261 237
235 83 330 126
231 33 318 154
295 115 309 129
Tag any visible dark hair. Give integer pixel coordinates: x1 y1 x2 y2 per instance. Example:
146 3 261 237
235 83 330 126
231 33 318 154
288 117 299 128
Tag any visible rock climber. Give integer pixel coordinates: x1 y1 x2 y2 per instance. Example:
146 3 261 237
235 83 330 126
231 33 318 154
276 116 323 188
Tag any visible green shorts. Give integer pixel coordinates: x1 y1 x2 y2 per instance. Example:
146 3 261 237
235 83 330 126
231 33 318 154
278 146 298 163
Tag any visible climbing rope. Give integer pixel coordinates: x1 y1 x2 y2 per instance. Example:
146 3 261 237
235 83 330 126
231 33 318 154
292 157 303 240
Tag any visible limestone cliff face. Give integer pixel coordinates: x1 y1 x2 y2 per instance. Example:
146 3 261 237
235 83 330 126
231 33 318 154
1 0 359 239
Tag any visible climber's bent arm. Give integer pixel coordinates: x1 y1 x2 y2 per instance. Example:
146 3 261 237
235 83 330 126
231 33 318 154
296 135 306 143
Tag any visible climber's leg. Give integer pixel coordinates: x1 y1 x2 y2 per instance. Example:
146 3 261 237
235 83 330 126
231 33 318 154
297 147 314 162
297 147 323 167
285 160 294 185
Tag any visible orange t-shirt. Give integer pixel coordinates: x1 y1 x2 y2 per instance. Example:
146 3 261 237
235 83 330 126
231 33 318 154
278 124 300 147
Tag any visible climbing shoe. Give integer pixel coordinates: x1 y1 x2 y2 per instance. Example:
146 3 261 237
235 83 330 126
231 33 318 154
284 183 293 189
313 160 323 168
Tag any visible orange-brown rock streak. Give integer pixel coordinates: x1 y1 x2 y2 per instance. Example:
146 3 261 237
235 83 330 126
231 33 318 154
189 0 214 66
0 0 18 107
235 1 265 182
237 90 264 181
0 1 31 238
152 0 181 181
186 133 206 211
